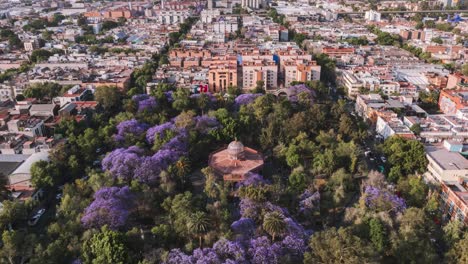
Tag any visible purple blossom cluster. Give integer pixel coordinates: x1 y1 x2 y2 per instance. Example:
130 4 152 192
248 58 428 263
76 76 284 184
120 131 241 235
284 217 306 238
231 217 256 238
114 119 149 142
81 186 134 230
234 93 262 107
132 94 158 112
165 235 306 264
146 122 176 144
364 186 407 213
287 84 316 103
102 146 145 182
239 198 289 224
103 130 187 184
281 235 307 256
236 173 267 188
194 115 220 134
165 91 174 102
299 189 320 214
248 236 282 264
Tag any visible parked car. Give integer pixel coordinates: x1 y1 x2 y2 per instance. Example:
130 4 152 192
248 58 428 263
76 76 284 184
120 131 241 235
380 156 387 163
28 209 46 226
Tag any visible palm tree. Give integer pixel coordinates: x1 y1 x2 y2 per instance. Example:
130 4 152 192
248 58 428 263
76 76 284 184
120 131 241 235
187 211 210 248
175 157 190 185
262 211 286 241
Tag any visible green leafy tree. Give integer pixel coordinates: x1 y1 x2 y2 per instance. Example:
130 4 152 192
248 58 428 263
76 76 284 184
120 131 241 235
23 82 62 100
368 218 387 253
262 211 286 241
431 37 443 44
462 63 468 76
162 192 194 239
445 232 468 263
397 176 428 207
172 88 191 112
391 208 439 263
30 49 53 63
0 230 36 264
30 160 59 189
381 136 428 182
94 86 122 112
304 227 376 264
82 227 129 264
0 201 27 230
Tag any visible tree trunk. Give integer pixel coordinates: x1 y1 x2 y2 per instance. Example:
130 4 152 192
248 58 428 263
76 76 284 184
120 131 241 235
199 235 202 248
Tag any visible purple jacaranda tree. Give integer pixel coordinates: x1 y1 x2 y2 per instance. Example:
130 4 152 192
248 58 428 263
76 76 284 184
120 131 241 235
81 186 134 230
239 198 288 221
299 189 320 214
102 146 144 182
236 173 267 188
213 238 247 263
165 249 194 264
194 115 220 134
164 232 307 263
281 235 307 256
231 217 256 238
287 84 316 103
248 236 282 264
284 218 305 238
234 93 262 107
114 119 149 142
363 186 407 213
146 122 176 144
192 248 221 264
239 198 262 220
165 91 174 102
132 94 158 112
138 97 157 112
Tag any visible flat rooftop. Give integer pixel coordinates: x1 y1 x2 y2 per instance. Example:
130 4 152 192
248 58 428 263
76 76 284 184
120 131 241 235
425 145 468 171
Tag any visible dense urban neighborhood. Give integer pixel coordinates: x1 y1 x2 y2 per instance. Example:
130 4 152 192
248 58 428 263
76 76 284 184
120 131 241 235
0 0 467 263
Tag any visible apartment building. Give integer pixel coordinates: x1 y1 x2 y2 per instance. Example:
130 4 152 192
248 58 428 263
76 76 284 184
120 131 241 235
242 60 278 91
376 115 415 139
284 60 321 87
439 90 468 115
425 142 468 225
208 64 238 93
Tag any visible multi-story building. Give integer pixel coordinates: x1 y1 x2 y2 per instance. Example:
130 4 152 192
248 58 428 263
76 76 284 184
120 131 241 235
23 39 41 51
7 117 45 138
200 9 221 23
284 60 321 87
425 142 468 225
53 86 92 107
355 93 385 121
439 90 468 115
241 0 266 9
440 180 468 225
208 64 238 93
446 73 468 89
213 20 239 34
341 71 363 97
364 10 381 22
242 60 278 91
376 115 415 139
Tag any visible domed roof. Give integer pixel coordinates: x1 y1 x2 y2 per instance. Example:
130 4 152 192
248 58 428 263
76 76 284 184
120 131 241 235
227 140 244 158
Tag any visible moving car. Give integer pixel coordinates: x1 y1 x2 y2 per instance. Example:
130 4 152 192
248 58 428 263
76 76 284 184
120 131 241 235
28 209 46 226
